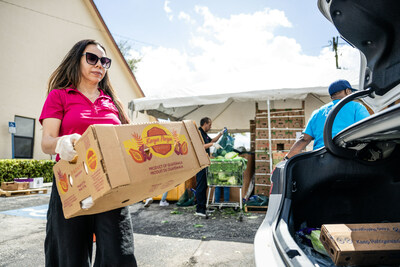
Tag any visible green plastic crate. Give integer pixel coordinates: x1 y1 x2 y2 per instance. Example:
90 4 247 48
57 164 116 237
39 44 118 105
207 158 246 186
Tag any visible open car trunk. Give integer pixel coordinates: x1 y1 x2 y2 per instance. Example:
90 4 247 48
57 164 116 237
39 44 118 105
257 106 400 266
286 147 400 232
291 0 400 236
271 104 400 266
278 126 400 265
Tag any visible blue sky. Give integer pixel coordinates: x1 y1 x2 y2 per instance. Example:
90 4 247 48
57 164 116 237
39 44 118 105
93 0 359 98
94 0 339 55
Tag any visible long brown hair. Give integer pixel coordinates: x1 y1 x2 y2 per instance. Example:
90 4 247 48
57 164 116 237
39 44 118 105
47 39 130 124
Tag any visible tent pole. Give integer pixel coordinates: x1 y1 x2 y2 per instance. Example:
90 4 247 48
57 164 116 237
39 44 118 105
128 107 133 121
128 101 134 121
267 99 273 176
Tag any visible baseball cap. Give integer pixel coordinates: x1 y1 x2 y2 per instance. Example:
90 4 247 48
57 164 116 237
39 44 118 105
328 80 356 96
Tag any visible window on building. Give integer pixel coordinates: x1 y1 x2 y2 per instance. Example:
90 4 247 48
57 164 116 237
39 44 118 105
13 116 35 158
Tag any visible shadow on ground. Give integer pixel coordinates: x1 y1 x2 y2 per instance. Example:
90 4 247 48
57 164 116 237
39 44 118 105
129 202 264 243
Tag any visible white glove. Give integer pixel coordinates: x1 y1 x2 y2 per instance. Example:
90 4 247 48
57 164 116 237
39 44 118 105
55 134 81 161
81 196 94 209
213 143 222 149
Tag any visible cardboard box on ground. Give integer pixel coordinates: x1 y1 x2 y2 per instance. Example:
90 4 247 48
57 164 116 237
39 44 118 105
14 177 44 189
53 121 210 219
320 223 400 266
1 182 29 191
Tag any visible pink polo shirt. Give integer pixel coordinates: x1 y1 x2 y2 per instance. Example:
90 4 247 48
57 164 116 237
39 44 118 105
39 87 121 136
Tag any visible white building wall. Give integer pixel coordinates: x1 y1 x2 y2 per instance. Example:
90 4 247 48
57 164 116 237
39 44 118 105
0 0 148 159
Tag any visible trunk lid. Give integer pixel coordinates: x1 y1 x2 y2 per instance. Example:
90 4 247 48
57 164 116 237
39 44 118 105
318 0 400 112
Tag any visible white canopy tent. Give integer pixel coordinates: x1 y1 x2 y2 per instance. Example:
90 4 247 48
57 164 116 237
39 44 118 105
129 86 331 180
128 86 330 133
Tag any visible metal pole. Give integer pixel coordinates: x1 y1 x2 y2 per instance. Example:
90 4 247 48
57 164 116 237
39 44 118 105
11 133 15 159
267 100 272 174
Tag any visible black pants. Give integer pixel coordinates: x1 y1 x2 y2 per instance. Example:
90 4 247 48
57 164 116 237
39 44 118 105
45 180 137 267
195 168 208 213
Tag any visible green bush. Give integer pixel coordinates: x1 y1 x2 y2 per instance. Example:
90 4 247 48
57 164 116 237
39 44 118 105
0 159 56 184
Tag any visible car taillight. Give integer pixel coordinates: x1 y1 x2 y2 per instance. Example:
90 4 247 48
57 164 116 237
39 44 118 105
269 181 273 195
269 167 276 195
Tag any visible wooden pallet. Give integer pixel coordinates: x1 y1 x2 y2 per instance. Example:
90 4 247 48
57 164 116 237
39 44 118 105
244 205 268 213
0 188 48 197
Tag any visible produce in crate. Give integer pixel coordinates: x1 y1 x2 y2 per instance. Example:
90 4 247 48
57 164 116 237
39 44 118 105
207 152 247 186
224 151 238 159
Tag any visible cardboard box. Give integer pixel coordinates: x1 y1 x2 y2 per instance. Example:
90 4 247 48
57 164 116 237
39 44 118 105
255 161 271 174
250 133 255 141
254 184 271 196
255 104 294 116
271 130 290 139
53 121 210 219
1 181 29 191
250 120 256 133
320 223 400 266
256 129 269 139
256 118 269 129
31 177 44 188
271 140 295 151
255 139 269 151
271 117 287 128
288 117 305 128
255 152 270 161
250 140 255 151
271 109 293 116
14 177 44 188
255 174 271 185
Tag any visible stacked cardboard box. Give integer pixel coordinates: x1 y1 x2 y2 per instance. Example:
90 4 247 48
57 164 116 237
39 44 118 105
14 177 44 189
250 120 255 151
253 103 305 196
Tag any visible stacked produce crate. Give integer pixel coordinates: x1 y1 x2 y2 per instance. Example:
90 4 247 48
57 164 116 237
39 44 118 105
250 120 256 151
254 103 305 196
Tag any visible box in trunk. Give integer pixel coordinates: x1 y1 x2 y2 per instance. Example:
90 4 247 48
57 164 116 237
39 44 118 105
320 223 400 266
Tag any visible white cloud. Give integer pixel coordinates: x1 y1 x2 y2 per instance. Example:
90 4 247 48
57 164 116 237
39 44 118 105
133 6 360 98
164 0 173 21
178 11 195 24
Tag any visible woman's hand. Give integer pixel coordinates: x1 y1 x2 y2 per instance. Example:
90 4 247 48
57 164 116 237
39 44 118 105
42 118 81 160
55 134 81 161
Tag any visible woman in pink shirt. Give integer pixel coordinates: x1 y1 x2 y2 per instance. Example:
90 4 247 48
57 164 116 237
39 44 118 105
40 39 137 267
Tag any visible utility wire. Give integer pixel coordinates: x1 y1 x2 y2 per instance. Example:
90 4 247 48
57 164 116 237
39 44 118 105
113 33 158 48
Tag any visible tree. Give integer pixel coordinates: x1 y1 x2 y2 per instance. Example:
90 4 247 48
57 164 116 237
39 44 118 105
117 40 142 74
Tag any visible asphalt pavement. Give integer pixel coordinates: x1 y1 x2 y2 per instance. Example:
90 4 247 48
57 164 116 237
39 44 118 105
0 185 256 266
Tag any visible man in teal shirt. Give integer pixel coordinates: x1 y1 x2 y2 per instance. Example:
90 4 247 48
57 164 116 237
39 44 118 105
285 80 370 159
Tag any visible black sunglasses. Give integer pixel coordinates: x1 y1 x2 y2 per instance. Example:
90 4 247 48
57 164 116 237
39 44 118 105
82 52 112 69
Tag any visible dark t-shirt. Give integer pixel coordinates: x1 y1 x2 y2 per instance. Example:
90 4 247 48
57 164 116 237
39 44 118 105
199 127 211 155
